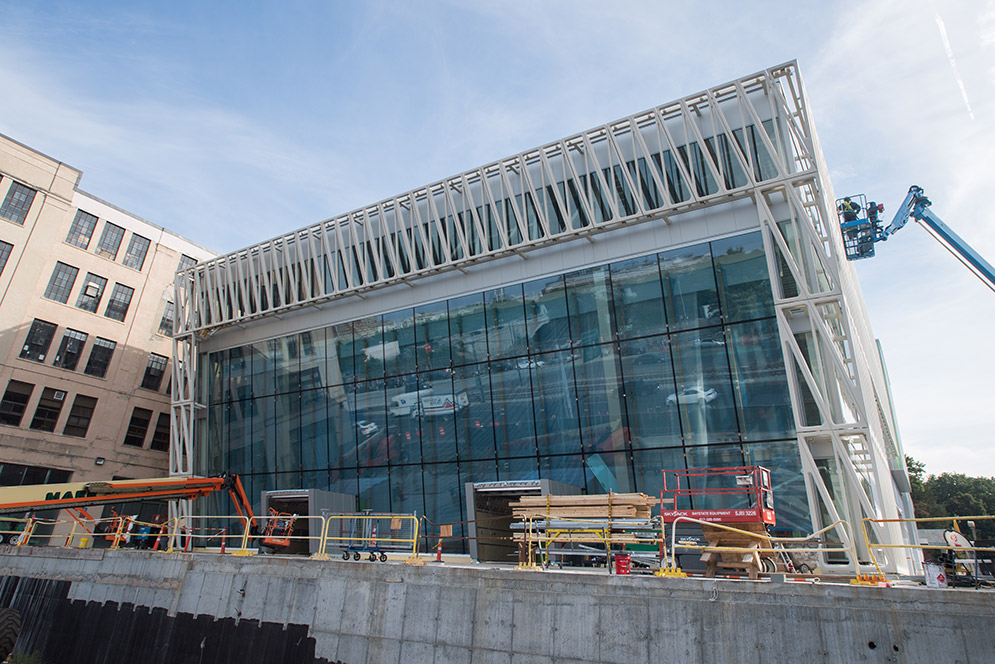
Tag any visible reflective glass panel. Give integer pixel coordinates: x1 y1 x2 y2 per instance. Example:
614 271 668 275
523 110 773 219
743 440 810 535
631 447 687 498
523 275 570 353
451 363 495 461
448 293 487 367
327 385 358 468
484 285 527 360
660 242 720 331
565 265 614 347
415 300 451 372
611 254 666 339
574 343 625 453
726 319 794 440
390 463 424 516
672 329 738 444
531 350 579 456
382 309 416 378
417 369 457 463
539 454 586 492
619 336 681 448
712 231 774 322
353 316 385 382
584 451 635 494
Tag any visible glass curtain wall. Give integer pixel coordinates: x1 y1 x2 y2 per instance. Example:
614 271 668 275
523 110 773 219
203 230 808 545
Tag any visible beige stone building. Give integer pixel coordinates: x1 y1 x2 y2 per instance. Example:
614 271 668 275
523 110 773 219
0 133 215 488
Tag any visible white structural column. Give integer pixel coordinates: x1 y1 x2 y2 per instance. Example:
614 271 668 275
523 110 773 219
171 61 911 572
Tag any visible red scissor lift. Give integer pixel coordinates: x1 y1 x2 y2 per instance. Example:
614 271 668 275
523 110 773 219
662 466 776 578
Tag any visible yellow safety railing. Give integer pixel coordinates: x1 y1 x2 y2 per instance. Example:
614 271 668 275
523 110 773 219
664 516 858 576
316 513 421 563
860 514 995 579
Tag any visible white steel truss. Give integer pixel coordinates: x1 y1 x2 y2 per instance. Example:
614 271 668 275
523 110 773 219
172 61 911 572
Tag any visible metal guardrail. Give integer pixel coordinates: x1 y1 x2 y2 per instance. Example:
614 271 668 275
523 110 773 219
663 516 858 576
861 514 995 579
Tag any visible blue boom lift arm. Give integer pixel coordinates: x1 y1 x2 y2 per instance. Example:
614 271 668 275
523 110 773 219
838 185 995 292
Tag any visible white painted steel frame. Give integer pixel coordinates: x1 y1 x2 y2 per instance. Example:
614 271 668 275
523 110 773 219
171 61 911 572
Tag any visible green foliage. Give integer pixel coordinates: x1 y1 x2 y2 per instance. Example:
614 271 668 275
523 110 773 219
906 455 995 538
9 653 48 664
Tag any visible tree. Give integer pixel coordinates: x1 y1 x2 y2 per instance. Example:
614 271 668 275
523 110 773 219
906 456 995 539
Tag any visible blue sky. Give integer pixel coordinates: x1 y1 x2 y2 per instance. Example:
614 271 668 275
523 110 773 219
2 0 993 477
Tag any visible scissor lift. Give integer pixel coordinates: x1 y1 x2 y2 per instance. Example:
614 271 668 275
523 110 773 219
662 466 776 579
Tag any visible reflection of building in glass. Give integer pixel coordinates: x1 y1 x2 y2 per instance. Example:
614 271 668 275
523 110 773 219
174 62 915 572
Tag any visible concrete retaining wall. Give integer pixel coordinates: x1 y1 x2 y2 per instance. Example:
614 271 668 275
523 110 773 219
1 545 993 663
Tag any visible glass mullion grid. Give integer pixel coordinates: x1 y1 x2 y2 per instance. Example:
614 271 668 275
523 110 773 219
75 273 107 312
0 182 36 224
66 210 98 248
44 262 79 303
123 234 151 270
207 229 794 548
0 240 13 275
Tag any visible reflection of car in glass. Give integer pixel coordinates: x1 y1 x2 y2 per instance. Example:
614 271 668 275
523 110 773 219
693 338 725 347
357 420 379 436
666 386 718 406
516 359 545 369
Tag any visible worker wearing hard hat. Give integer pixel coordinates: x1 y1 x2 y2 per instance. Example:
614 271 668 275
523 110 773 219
839 197 861 222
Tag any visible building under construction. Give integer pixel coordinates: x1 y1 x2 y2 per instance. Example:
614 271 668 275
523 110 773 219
170 61 916 574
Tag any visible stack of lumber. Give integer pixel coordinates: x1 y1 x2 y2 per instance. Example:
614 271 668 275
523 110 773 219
510 493 658 520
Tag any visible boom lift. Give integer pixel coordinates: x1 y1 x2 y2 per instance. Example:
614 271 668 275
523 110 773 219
0 474 294 551
838 185 995 292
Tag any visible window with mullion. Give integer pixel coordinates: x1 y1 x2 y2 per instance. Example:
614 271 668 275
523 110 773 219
83 338 116 378
43 262 79 303
75 273 107 312
19 319 57 362
141 353 168 391
0 240 12 275
123 407 153 447
95 222 125 260
104 283 134 321
63 395 97 437
122 234 151 270
0 182 37 225
29 387 66 432
53 329 88 371
66 210 99 248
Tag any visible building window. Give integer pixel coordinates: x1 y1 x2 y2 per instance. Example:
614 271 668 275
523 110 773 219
63 394 97 437
149 413 170 451
75 273 107 312
178 254 197 272
104 283 134 321
0 182 37 225
158 301 175 336
0 240 12 275
122 234 151 270
0 380 34 427
43 261 79 303
95 222 125 260
84 337 116 378
53 329 88 371
0 462 71 486
141 353 168 391
66 210 99 249
29 387 67 432
19 319 57 362
123 407 153 447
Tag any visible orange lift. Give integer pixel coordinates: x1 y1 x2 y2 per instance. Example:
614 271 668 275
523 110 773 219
0 473 293 551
